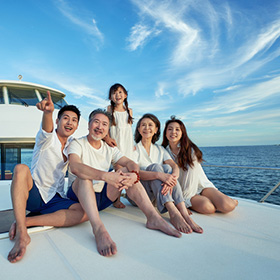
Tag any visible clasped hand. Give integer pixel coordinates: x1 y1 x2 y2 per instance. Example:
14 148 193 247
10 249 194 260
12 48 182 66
107 170 137 192
159 173 178 196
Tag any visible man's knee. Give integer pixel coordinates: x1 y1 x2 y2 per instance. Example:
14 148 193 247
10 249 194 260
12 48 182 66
72 178 92 193
13 164 30 177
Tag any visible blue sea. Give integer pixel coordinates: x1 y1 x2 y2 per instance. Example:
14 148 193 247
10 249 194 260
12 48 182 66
200 145 280 206
21 145 280 206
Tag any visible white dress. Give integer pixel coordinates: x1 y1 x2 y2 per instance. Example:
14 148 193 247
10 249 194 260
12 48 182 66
110 111 134 160
166 146 217 208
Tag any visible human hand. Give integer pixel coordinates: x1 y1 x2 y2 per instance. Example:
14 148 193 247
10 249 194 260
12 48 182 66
120 172 138 188
161 182 175 196
103 171 129 191
104 136 117 147
36 91 54 113
158 173 177 187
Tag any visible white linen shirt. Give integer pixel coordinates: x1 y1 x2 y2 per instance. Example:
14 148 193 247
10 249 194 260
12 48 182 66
31 126 72 203
134 141 172 169
68 136 123 192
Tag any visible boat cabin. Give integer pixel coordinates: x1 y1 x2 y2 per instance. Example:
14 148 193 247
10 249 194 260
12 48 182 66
0 80 67 180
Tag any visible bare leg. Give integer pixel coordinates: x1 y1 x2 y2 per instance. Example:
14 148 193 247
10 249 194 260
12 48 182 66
113 165 126 209
8 165 88 263
72 178 117 257
123 182 181 238
176 202 203 233
8 164 33 263
9 203 87 240
190 195 216 214
165 202 192 234
201 188 238 213
113 193 126 209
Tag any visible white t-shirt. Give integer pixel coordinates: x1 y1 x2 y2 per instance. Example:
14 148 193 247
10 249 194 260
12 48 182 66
68 136 123 192
31 126 72 203
134 141 172 170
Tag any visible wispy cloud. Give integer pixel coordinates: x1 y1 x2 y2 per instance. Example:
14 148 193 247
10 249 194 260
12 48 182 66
155 82 169 98
190 108 280 128
127 23 160 51
129 0 280 98
180 75 280 124
54 0 104 43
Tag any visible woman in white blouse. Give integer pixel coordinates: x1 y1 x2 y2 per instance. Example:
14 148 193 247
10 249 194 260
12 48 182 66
132 113 203 234
162 116 238 214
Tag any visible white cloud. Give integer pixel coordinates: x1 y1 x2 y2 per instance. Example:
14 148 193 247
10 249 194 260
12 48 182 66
54 0 104 42
155 82 169 98
127 24 157 51
180 76 280 125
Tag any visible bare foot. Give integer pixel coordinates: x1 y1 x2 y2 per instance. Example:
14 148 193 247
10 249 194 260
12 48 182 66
8 231 31 263
181 213 203 234
113 199 126 209
187 208 192 215
146 214 182 238
9 221 16 240
169 213 193 234
94 227 117 257
234 199 238 206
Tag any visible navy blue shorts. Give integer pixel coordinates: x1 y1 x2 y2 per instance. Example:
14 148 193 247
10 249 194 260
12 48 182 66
26 181 78 215
67 183 113 211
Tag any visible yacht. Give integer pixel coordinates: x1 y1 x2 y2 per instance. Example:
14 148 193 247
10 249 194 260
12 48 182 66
0 79 88 180
0 79 279 280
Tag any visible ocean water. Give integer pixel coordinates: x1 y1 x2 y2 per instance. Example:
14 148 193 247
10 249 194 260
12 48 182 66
20 145 280 205
200 145 280 206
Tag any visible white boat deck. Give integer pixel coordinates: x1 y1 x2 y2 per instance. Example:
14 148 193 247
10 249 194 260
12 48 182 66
0 181 280 280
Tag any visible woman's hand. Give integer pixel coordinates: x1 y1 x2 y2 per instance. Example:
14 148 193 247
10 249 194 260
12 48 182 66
157 173 177 196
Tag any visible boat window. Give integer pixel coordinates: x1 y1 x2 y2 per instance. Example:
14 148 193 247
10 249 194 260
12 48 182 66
8 88 38 106
0 144 34 180
40 91 67 109
0 88 4 104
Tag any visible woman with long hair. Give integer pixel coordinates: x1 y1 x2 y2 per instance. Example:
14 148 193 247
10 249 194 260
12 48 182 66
132 113 203 234
162 116 238 214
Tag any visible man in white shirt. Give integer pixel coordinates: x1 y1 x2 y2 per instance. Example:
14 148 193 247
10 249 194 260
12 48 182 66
67 109 181 257
8 92 91 263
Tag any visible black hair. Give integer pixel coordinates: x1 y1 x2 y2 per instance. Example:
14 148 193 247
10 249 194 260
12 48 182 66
58 105 81 121
134 113 161 144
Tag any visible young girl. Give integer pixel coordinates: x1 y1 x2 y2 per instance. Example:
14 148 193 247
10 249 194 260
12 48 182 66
132 113 203 234
104 83 134 208
162 116 238 214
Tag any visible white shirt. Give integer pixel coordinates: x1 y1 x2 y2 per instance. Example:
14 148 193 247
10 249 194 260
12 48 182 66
31 126 72 203
68 136 123 192
134 141 171 170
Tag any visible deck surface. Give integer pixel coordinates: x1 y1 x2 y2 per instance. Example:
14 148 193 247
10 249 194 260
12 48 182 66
0 181 280 280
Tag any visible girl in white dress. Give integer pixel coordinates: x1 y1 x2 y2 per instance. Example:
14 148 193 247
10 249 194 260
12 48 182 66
132 113 203 234
162 116 238 214
104 83 134 208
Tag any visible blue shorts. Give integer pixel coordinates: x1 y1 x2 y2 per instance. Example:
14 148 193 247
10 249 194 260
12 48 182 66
26 181 78 215
67 183 113 211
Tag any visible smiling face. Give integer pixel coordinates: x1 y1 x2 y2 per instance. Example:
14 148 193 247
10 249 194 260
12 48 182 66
138 117 158 141
110 86 127 106
56 111 79 138
165 122 182 145
88 113 110 142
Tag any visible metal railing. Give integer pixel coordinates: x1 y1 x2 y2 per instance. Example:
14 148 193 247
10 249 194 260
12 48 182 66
202 164 280 203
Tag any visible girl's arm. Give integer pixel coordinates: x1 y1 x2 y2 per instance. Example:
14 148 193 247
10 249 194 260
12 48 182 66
103 105 117 147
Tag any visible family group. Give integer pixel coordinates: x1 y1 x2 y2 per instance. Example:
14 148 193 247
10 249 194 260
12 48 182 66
7 83 237 263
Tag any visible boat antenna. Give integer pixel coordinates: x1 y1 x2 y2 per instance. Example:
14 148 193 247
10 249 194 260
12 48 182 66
18 75 23 81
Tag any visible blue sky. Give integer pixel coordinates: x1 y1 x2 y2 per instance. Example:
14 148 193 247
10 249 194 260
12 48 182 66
1 0 280 146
